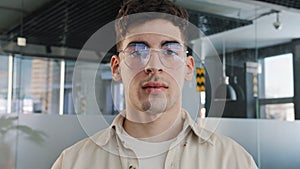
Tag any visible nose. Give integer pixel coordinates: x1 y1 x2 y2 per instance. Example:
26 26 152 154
144 50 163 74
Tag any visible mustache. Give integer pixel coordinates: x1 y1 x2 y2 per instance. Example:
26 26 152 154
140 75 168 85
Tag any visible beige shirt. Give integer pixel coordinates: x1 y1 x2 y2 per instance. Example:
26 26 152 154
52 110 258 169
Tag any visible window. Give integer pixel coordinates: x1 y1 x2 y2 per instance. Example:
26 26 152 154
64 60 76 114
261 53 294 99
0 55 9 113
1 54 120 115
12 55 62 114
259 53 294 121
260 103 294 121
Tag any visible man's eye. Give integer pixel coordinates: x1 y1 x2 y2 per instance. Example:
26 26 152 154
164 49 178 56
131 50 147 57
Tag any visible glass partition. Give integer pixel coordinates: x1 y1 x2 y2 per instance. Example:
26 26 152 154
0 55 9 114
259 53 295 120
12 55 62 114
1 0 300 169
63 60 76 115
260 53 294 99
200 5 300 120
0 0 299 119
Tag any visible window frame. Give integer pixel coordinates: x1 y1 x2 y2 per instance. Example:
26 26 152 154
258 53 295 120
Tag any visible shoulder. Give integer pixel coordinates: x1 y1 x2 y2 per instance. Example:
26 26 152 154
51 127 119 169
197 128 250 155
188 126 257 168
56 114 124 159
60 127 110 158
208 130 257 167
212 132 248 152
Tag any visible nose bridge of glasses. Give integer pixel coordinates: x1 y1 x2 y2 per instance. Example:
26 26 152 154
145 49 165 68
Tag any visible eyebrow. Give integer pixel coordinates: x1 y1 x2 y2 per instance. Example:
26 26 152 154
125 40 182 49
161 41 182 47
126 41 149 48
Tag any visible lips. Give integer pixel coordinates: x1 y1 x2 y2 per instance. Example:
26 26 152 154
142 81 168 93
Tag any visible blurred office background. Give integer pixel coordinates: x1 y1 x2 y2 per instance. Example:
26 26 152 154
0 0 300 169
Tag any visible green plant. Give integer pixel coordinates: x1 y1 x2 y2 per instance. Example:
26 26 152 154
0 115 47 145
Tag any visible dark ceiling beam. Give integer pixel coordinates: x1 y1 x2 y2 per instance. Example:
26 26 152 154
4 0 120 49
0 6 29 14
66 1 115 33
1 0 252 51
255 0 300 9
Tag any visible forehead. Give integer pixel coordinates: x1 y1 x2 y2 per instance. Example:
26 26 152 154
119 19 183 49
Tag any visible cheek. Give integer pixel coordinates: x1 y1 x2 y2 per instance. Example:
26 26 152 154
165 68 186 88
120 62 142 89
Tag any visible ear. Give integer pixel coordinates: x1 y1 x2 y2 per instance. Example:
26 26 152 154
184 55 195 80
110 55 122 81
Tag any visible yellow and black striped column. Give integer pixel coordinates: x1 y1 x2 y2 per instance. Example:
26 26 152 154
196 67 205 92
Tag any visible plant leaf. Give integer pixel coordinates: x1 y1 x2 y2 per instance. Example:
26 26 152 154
14 125 47 145
1 116 47 145
0 116 18 128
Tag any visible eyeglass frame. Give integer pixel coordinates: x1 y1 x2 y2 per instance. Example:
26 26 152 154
116 42 189 69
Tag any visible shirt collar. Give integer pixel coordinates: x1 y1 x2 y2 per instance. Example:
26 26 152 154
181 109 215 145
91 114 124 146
93 109 215 146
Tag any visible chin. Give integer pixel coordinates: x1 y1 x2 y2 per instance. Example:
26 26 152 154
145 107 165 115
142 97 168 112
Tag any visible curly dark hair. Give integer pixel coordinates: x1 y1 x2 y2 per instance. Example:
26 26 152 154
115 0 189 48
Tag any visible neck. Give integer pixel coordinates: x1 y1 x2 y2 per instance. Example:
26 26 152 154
123 108 184 142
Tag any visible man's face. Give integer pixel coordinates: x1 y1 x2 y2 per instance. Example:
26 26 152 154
111 19 194 122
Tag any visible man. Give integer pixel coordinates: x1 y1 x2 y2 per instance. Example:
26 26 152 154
52 0 258 168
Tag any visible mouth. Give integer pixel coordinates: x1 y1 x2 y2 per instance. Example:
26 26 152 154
142 81 168 93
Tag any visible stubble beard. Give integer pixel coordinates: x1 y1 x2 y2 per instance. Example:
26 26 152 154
141 93 168 115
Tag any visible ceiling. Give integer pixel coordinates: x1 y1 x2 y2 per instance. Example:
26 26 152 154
0 0 121 50
0 0 51 33
179 0 300 55
0 0 300 58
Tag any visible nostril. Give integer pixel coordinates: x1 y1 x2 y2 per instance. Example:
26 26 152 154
146 68 152 73
144 67 162 74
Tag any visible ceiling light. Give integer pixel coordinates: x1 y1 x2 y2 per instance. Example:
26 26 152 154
273 11 282 30
17 37 26 47
214 41 237 101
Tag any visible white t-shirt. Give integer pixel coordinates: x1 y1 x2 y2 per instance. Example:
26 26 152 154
119 130 175 169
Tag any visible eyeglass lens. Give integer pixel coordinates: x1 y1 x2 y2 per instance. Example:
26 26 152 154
121 42 186 69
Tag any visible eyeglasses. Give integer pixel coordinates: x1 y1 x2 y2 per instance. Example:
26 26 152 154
117 43 188 69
